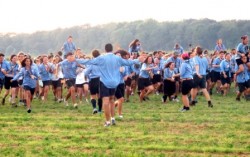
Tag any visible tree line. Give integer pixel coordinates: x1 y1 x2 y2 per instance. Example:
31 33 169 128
1 18 250 56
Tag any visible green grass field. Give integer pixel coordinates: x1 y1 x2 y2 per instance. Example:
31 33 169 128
0 89 249 157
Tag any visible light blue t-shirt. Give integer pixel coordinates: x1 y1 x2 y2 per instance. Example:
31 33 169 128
193 56 208 75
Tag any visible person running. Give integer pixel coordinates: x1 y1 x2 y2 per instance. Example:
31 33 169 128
220 53 232 96
0 53 8 96
76 44 146 127
38 55 54 102
191 47 213 108
84 50 102 114
235 55 250 101
1 54 20 107
12 57 40 113
51 55 63 102
57 52 80 108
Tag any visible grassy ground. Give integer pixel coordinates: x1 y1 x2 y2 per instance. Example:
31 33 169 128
0 89 249 157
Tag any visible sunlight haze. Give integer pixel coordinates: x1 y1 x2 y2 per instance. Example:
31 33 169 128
0 0 249 33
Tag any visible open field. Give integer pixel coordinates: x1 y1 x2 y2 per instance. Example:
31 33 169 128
0 89 250 157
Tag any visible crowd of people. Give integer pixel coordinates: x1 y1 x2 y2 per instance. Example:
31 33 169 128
0 35 250 127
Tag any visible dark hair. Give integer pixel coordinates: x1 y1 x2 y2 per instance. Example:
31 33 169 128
165 61 174 68
10 54 17 61
225 52 230 57
57 51 63 56
241 35 248 40
40 55 48 63
66 52 74 57
105 43 113 52
92 49 100 58
0 53 5 57
68 35 73 39
144 55 153 64
196 47 203 56
153 51 159 56
219 50 225 54
129 39 139 48
21 57 33 67
115 49 129 59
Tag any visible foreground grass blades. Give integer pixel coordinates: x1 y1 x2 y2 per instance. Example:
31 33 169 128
0 90 250 156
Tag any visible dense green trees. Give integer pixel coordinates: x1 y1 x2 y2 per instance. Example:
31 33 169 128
0 19 249 56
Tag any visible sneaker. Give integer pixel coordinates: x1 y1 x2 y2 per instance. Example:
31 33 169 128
27 108 32 113
156 91 159 95
8 97 12 103
190 101 196 106
64 99 69 106
131 92 134 96
73 103 78 108
11 103 17 108
144 96 150 100
92 108 98 114
236 97 240 101
85 99 89 103
111 118 116 125
180 107 190 112
180 108 188 112
41 96 45 101
104 121 111 127
161 97 164 103
209 89 213 95
208 102 213 108
118 115 123 119
2 98 5 105
57 99 63 103
173 98 179 102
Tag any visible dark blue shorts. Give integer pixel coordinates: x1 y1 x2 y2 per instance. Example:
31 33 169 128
99 81 116 98
23 85 35 96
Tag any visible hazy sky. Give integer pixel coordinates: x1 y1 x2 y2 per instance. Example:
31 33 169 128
0 0 249 33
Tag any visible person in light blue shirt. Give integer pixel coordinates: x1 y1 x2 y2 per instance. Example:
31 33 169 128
58 53 85 108
38 56 54 102
173 43 184 55
75 44 146 127
220 53 231 96
236 35 249 66
128 39 142 55
214 39 226 52
62 36 76 59
1 55 20 106
210 51 224 94
166 51 182 101
0 53 8 93
191 47 213 107
235 55 250 101
84 50 102 114
152 58 162 95
138 55 155 103
162 62 178 103
12 57 40 113
179 53 193 112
